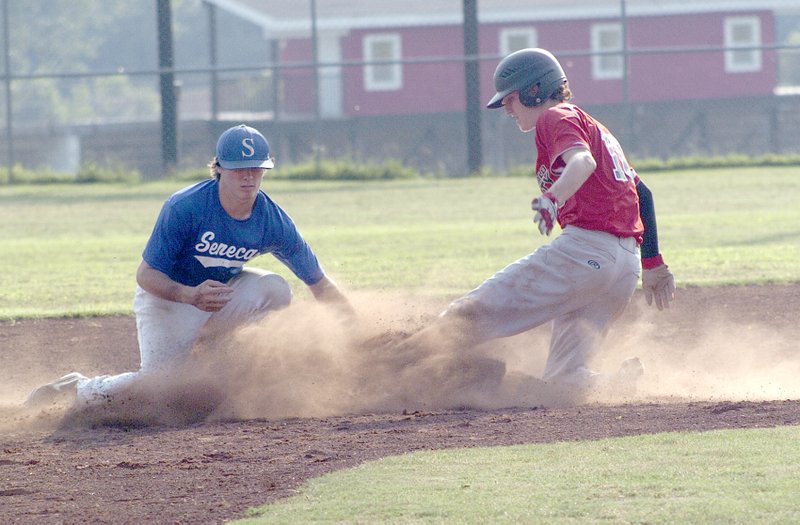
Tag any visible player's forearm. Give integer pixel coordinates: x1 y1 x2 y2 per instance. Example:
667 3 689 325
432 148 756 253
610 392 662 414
308 275 346 302
309 274 356 318
636 180 661 261
547 149 596 203
136 260 192 304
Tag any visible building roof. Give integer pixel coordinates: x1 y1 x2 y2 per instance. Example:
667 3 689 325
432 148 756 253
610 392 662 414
205 0 800 37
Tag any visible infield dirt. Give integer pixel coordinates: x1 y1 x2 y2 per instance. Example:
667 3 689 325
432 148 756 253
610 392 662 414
1 283 798 523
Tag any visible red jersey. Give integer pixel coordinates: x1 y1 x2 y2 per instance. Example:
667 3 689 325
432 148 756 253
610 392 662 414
534 104 644 244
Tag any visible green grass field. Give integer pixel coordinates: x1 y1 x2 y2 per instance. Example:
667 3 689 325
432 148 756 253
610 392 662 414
2 167 799 319
240 426 800 524
2 167 799 523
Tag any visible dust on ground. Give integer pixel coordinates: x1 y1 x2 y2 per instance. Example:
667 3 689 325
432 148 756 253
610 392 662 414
0 283 798 523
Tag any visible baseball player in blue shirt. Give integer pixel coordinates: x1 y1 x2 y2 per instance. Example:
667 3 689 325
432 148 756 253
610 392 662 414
26 124 351 410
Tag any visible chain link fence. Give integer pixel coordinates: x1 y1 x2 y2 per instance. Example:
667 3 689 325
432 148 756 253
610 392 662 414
2 0 800 180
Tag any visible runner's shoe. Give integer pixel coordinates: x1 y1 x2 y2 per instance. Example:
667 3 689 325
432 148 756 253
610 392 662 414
611 357 644 398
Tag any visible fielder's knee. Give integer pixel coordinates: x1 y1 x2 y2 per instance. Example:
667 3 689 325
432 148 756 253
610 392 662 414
231 271 292 313
258 273 292 310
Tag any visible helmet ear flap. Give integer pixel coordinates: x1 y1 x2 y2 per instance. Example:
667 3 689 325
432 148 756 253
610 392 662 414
518 83 541 107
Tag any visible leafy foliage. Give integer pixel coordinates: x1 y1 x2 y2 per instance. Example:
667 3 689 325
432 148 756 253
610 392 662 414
5 1 158 124
500 153 800 176
271 159 419 181
0 162 139 184
4 152 800 185
0 164 75 184
75 162 141 184
630 153 800 172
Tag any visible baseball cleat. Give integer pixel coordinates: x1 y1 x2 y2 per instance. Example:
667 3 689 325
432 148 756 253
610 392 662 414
618 357 644 380
609 357 644 398
24 372 87 409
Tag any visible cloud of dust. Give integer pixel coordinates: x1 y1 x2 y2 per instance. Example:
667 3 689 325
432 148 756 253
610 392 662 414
105 291 575 424
4 291 544 431
186 292 535 420
6 291 796 430
600 306 800 403
75 291 800 427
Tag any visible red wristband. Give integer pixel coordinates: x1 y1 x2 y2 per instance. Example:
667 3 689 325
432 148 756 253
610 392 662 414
641 254 665 270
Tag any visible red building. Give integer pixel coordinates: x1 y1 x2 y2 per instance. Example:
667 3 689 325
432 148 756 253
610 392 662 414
192 0 800 171
207 0 791 116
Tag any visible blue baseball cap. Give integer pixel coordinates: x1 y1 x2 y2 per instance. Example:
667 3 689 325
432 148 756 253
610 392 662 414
216 124 274 169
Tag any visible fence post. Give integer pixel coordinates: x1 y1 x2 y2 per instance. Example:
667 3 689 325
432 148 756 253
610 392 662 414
157 0 178 174
463 0 482 176
2 0 12 183
206 1 218 122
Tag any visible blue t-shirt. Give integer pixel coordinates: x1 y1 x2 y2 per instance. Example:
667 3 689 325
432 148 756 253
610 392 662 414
142 179 324 287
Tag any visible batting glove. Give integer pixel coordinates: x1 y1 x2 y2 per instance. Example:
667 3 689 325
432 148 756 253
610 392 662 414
531 191 558 236
641 255 675 310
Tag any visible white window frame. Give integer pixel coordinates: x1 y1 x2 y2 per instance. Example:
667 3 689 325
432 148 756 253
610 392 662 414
500 27 537 56
591 23 624 80
725 16 762 73
317 31 344 117
363 33 402 91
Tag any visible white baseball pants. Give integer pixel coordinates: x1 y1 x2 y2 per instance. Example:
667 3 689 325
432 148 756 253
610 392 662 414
443 226 641 388
76 268 292 406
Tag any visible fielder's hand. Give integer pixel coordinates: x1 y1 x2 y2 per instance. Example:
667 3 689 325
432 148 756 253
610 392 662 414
531 191 558 236
309 275 357 321
192 280 234 312
641 258 675 310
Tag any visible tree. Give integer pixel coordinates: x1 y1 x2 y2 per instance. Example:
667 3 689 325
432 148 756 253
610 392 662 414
4 1 159 124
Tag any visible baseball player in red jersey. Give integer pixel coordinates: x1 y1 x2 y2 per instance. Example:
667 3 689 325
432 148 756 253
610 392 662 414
396 48 674 400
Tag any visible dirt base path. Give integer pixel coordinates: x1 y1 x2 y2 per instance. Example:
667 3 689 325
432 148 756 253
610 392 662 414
1 284 798 524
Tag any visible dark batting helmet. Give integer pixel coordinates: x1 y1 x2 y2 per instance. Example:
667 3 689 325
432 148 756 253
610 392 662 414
486 48 567 109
